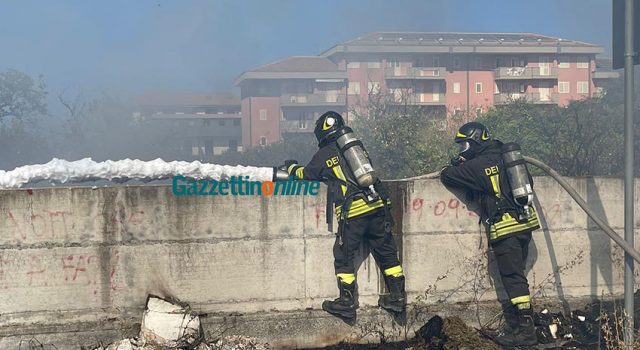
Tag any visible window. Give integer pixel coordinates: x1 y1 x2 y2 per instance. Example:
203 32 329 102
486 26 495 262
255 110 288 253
519 83 526 93
577 57 589 69
367 81 380 93
228 140 238 152
453 57 461 69
233 119 240 126
475 82 483 93
474 57 482 69
347 61 360 69
495 58 501 68
577 81 589 94
510 57 518 67
203 120 211 127
259 109 267 120
298 114 307 129
453 82 461 94
259 136 267 146
558 57 570 68
558 81 570 94
348 82 361 95
475 108 482 117
219 119 226 126
433 56 440 67
367 61 381 68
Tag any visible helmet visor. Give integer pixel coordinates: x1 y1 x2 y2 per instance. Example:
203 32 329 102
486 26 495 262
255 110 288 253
458 141 471 155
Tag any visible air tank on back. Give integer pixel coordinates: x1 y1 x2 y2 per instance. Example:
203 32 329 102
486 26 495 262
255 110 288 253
335 127 377 188
502 142 534 220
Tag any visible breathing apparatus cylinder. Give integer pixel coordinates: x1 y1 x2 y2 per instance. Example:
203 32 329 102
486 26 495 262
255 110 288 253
335 127 377 189
501 142 534 220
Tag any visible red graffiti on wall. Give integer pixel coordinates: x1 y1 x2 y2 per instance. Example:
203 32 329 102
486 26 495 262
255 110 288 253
26 254 47 287
61 254 98 283
411 198 424 219
7 210 72 242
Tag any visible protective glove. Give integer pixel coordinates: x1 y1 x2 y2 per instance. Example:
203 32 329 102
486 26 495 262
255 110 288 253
450 156 465 166
284 159 299 171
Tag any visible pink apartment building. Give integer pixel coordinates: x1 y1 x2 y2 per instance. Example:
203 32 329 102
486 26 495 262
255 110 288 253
235 32 619 148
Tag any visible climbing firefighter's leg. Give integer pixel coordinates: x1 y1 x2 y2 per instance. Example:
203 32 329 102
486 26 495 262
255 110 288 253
322 216 367 324
366 212 406 315
491 232 537 347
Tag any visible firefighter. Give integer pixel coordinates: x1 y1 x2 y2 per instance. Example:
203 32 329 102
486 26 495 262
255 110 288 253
439 122 540 347
280 111 406 325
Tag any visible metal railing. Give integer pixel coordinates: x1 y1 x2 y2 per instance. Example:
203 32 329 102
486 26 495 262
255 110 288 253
280 120 313 133
389 93 447 105
494 66 558 80
279 93 346 106
385 66 448 79
494 92 559 104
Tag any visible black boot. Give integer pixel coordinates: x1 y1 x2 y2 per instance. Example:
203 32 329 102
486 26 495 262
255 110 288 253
378 275 407 313
484 303 520 338
493 307 538 347
322 279 358 325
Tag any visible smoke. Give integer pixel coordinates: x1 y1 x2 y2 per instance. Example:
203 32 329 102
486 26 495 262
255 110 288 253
0 0 614 171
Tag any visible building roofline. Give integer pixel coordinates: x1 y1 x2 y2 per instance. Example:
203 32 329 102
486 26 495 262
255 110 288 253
235 71 347 86
321 31 604 57
234 55 346 85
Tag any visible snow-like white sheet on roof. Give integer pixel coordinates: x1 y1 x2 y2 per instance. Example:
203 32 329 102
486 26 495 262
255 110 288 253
0 158 273 189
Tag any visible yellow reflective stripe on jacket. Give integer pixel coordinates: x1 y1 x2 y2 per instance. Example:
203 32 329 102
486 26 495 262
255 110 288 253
331 165 347 195
335 198 388 219
295 168 304 179
489 208 540 240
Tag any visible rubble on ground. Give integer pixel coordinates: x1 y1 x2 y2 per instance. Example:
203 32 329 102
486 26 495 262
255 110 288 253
92 295 269 350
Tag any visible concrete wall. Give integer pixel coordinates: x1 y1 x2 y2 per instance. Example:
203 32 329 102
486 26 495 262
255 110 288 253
0 177 639 348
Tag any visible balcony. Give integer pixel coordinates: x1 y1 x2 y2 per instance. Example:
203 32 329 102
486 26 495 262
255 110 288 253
494 92 559 105
593 70 620 79
385 67 447 80
494 67 558 80
390 93 447 105
280 93 346 107
280 120 313 133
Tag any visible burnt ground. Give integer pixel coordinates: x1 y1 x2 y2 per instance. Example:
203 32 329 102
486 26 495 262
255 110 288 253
306 316 501 350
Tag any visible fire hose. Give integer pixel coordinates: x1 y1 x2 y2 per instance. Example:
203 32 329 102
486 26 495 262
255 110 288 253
388 156 640 264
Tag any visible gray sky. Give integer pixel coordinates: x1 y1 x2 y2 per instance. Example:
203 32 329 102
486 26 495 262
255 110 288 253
0 0 613 97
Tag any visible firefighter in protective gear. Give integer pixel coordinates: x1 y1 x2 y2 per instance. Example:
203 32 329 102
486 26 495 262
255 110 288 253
281 111 406 325
440 122 540 347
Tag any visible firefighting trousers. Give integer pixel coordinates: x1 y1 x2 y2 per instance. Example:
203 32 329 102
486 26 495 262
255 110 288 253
333 211 401 275
490 232 532 306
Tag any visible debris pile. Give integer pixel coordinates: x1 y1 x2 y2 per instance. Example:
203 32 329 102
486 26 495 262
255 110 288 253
416 315 500 350
532 308 599 348
93 295 269 350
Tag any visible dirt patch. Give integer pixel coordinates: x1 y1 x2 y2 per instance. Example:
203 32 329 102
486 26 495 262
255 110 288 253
306 316 499 350
426 316 500 350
